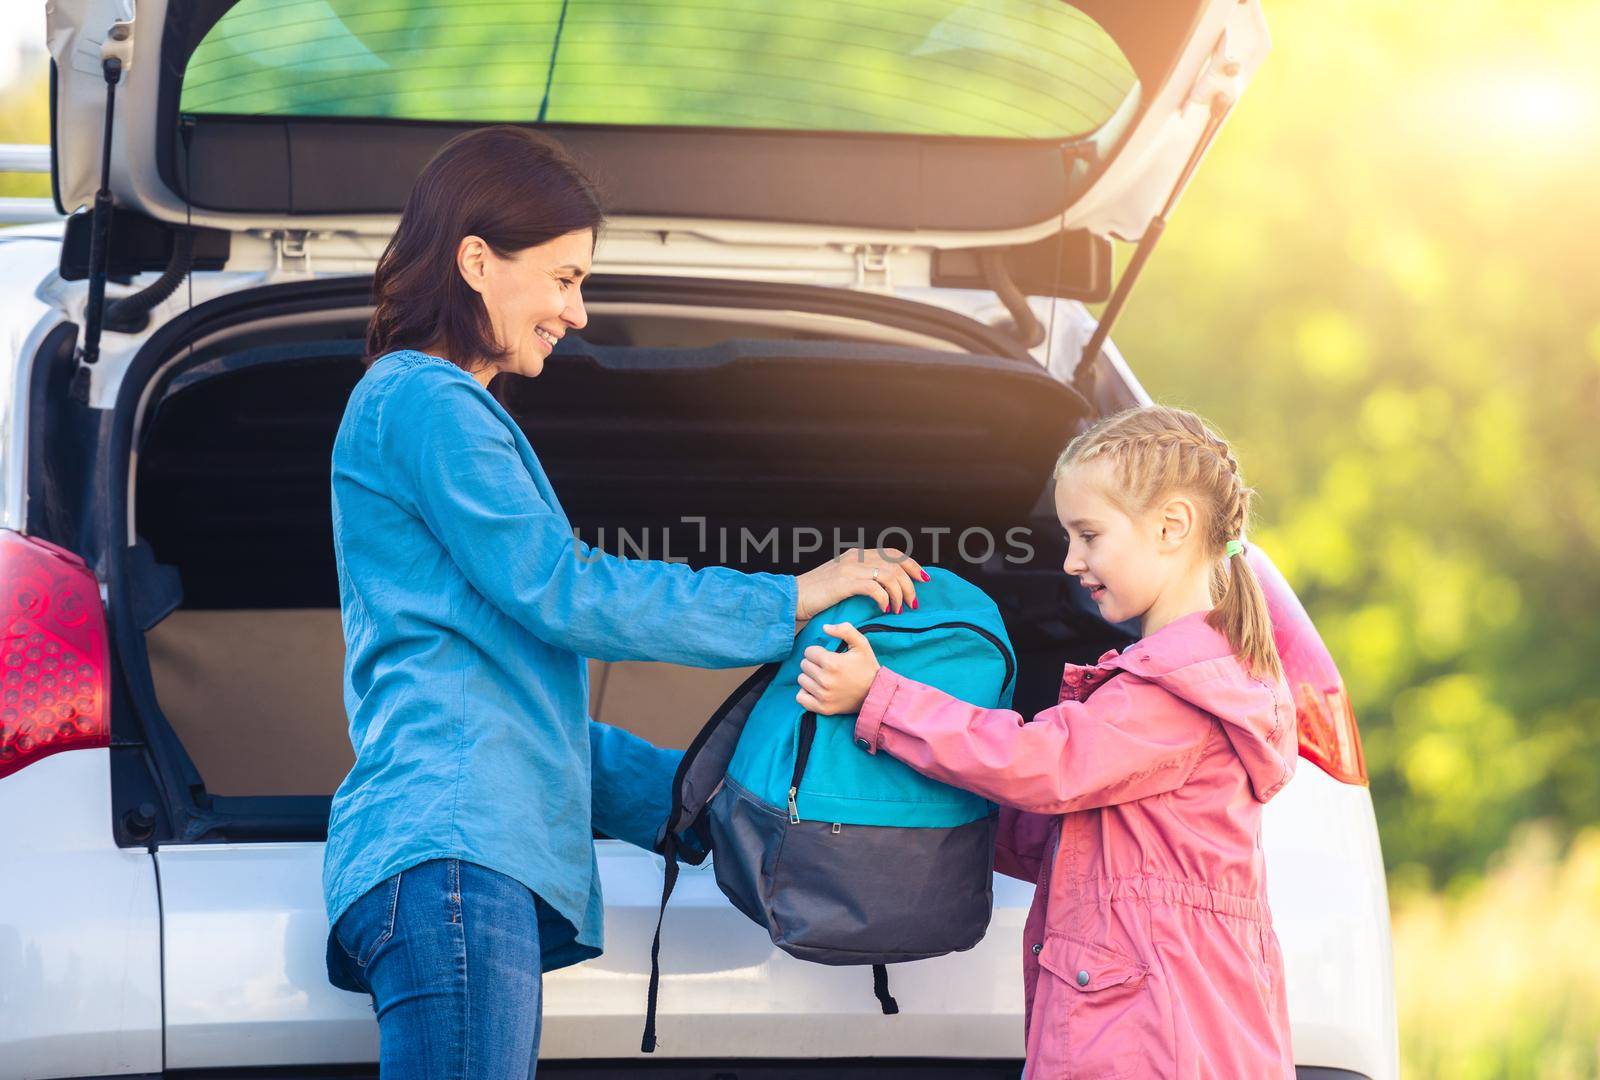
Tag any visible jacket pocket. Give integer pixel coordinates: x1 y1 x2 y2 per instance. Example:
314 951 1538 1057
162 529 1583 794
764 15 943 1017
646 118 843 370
1033 933 1155 1079
1039 933 1149 993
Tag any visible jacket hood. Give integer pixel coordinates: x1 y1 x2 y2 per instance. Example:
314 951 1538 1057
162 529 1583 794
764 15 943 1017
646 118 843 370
1100 612 1297 802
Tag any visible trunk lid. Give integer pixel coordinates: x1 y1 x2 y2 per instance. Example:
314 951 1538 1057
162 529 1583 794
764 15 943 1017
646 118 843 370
48 0 1266 281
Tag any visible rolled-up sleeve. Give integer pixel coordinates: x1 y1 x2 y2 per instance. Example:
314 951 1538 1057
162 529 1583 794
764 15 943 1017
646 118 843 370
378 368 797 666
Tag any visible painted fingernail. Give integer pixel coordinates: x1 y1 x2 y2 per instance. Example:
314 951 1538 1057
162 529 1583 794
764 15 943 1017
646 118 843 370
911 598 919 610
921 570 932 581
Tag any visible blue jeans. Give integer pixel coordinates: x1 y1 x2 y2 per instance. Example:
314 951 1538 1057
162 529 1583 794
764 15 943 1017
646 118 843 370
331 858 544 1078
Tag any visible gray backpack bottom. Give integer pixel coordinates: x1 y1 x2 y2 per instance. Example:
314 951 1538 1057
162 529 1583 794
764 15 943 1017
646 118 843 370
706 774 998 965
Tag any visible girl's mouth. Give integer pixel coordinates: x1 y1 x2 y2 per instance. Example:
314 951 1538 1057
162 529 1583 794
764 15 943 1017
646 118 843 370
1087 584 1107 601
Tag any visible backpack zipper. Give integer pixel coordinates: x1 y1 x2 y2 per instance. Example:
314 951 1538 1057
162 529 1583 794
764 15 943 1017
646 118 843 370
786 621 1016 824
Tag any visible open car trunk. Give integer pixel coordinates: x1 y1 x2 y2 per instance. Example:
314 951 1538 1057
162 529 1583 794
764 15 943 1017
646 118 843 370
121 284 1136 828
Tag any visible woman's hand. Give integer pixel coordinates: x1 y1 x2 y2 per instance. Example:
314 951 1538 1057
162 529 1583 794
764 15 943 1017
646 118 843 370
796 623 881 716
795 547 929 625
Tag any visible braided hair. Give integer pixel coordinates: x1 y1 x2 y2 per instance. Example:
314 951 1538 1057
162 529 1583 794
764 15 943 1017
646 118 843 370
1055 406 1283 682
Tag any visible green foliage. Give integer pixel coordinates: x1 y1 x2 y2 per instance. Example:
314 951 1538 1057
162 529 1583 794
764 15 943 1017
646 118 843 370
0 59 50 199
1110 0 1600 888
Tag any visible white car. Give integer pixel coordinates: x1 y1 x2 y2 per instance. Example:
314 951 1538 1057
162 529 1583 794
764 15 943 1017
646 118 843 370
1 0 1396 1077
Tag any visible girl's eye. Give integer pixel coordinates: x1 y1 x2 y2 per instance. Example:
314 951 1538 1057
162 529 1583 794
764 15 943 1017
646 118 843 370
1080 533 1096 543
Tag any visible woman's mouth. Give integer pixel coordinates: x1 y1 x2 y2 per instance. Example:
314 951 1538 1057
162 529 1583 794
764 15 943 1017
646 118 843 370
534 326 559 350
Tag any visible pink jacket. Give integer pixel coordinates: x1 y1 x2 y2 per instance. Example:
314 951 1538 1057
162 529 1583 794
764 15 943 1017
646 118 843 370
854 611 1297 1079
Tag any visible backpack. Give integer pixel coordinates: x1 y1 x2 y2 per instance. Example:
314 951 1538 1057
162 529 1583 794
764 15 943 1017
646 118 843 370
641 569 1018 1051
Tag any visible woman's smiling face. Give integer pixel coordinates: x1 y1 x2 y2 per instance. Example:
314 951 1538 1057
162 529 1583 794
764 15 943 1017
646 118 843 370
1054 459 1167 625
460 227 593 383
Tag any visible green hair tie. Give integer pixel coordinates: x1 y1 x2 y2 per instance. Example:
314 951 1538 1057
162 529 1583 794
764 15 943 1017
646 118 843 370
1225 540 1245 560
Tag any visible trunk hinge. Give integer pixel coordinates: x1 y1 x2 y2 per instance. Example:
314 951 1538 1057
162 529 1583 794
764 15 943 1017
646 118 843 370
847 243 894 291
70 15 135 404
265 229 318 278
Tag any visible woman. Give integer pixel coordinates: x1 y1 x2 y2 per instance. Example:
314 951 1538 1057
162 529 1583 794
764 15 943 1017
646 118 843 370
323 126 924 1077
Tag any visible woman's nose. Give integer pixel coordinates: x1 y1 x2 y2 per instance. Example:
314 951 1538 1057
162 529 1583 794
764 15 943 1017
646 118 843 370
563 292 588 330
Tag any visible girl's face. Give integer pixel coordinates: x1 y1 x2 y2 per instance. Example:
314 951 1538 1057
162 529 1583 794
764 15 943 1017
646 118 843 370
1055 460 1200 627
459 228 593 384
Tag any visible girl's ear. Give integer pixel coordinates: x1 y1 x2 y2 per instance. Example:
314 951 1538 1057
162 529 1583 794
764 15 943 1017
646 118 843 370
456 235 490 296
1157 495 1199 550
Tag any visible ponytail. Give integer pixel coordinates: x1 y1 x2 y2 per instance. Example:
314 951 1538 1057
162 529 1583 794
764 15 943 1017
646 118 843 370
1208 548 1282 683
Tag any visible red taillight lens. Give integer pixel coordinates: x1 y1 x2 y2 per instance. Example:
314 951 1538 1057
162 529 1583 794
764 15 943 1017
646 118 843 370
1293 678 1367 786
1249 548 1369 786
0 530 111 781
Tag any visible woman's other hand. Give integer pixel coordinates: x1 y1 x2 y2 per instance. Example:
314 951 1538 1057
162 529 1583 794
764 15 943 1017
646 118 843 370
795 547 929 624
797 623 881 716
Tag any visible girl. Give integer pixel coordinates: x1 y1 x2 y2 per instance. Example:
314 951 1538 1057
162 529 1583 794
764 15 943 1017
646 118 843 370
797 405 1297 1079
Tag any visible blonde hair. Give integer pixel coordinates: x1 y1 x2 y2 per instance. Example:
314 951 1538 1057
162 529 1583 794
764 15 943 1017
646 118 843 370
1055 405 1283 682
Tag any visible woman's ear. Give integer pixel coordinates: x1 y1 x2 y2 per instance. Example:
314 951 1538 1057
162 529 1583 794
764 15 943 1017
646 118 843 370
1157 495 1199 550
456 235 490 296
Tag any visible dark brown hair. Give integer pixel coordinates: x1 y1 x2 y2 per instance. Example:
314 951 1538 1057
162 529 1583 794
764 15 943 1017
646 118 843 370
364 125 604 371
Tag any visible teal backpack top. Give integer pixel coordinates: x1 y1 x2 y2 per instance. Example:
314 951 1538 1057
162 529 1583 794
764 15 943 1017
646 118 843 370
727 580 1013 830
642 569 1017 1051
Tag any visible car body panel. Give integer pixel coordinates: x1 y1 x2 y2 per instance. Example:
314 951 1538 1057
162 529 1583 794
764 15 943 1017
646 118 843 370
1262 762 1397 1079
154 839 1035 1068
154 842 375 1068
0 749 162 1080
148 762 1396 1075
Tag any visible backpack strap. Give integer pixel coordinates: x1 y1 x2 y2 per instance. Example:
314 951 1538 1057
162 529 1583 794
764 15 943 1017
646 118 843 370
640 830 680 1053
872 963 900 1015
641 661 780 1053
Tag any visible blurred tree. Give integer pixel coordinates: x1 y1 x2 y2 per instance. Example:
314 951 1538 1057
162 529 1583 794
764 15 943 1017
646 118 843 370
1111 0 1600 886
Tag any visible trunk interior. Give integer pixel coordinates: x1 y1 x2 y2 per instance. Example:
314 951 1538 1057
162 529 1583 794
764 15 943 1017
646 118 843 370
125 293 1136 824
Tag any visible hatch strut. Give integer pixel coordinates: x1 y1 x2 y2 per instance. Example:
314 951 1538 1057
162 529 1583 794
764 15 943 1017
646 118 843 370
72 18 134 399
1073 94 1233 396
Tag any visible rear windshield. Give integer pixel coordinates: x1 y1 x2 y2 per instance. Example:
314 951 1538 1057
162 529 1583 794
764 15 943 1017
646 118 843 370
177 0 1138 139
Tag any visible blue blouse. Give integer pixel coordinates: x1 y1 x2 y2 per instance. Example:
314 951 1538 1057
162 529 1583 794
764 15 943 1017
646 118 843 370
324 349 798 973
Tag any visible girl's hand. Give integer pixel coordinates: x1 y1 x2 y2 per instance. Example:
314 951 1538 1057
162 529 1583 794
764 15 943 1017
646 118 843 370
796 623 881 716
795 547 929 625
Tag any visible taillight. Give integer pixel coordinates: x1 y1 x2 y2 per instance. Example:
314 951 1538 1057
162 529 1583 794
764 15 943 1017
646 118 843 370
0 530 111 780
1249 548 1369 786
